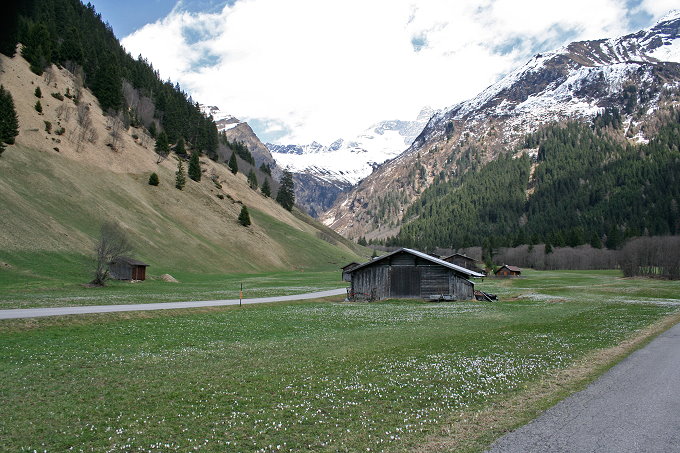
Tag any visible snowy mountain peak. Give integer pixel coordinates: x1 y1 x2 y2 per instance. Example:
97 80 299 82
321 10 680 240
198 104 242 132
268 108 434 186
658 10 680 24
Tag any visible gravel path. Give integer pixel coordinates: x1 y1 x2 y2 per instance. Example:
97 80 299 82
0 288 348 319
487 320 680 452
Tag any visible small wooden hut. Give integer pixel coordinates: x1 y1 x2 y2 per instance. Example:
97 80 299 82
495 265 521 277
345 248 484 301
109 256 149 281
442 253 486 275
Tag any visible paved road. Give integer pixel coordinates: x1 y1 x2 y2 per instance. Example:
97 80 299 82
0 288 348 319
487 321 680 453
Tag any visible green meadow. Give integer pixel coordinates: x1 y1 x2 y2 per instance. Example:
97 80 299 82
1 270 679 451
0 249 347 309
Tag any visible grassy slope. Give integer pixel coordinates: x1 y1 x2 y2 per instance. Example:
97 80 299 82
0 53 365 294
1 271 678 451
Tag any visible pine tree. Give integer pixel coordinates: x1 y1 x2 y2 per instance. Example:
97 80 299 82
175 159 186 190
276 170 295 211
93 52 123 112
188 150 201 182
175 137 186 156
247 169 258 190
228 152 238 174
34 87 41 98
148 172 159 186
259 162 272 176
34 100 42 113
154 131 169 161
238 205 251 227
0 85 19 155
261 178 271 197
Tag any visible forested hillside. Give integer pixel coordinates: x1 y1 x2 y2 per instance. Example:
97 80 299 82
2 0 219 156
388 112 680 251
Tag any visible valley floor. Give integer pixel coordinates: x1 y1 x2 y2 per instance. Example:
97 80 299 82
1 270 679 451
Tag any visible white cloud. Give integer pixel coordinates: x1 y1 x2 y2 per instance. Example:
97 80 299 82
122 0 652 145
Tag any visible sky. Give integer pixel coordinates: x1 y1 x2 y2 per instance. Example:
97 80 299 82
88 0 675 145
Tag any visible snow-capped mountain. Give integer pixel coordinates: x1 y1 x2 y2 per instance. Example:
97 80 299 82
321 11 680 240
268 107 434 187
199 104 242 132
199 104 279 173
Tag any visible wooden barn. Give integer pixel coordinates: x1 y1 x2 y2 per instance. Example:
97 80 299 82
442 253 486 275
109 256 149 281
341 262 360 282
346 248 484 301
495 265 521 277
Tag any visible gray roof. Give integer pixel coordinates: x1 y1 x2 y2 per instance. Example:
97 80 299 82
112 256 149 267
348 248 485 278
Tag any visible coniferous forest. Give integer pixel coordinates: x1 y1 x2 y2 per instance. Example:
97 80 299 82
388 112 680 251
1 0 219 158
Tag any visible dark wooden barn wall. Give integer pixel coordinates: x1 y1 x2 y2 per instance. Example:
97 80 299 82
109 262 132 280
351 265 390 300
449 273 474 300
351 262 474 300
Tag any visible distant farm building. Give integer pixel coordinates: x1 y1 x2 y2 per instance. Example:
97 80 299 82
341 262 360 282
442 253 486 275
495 265 521 277
345 248 484 301
109 257 149 281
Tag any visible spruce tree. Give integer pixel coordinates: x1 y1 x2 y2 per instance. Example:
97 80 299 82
148 172 159 186
154 131 169 161
188 150 201 182
238 205 251 227
34 100 42 113
0 85 19 155
276 170 295 211
175 159 186 190
175 137 186 156
228 152 238 174
34 87 41 98
247 169 258 190
261 178 271 197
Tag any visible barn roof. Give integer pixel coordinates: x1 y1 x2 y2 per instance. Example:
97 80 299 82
443 253 476 262
497 264 521 273
348 248 485 278
111 256 149 267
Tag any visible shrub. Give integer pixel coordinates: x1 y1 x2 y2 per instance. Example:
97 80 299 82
55 127 65 135
34 87 42 98
51 92 64 101
148 172 159 186
34 100 42 113
44 120 51 133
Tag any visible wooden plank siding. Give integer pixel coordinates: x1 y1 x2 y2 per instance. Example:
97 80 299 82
349 249 476 301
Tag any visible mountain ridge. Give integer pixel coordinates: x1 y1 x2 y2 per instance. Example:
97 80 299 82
321 12 680 241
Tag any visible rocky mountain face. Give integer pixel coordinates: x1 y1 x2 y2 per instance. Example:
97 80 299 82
268 107 434 216
321 11 680 240
200 105 279 174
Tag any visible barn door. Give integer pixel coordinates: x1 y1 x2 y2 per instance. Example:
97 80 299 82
390 266 421 298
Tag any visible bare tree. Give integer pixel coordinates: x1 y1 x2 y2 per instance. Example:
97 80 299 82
91 221 132 286
71 103 97 150
56 103 72 121
43 67 54 85
106 112 125 151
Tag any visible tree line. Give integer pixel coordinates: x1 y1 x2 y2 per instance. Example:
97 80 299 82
2 0 219 158
382 112 680 253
